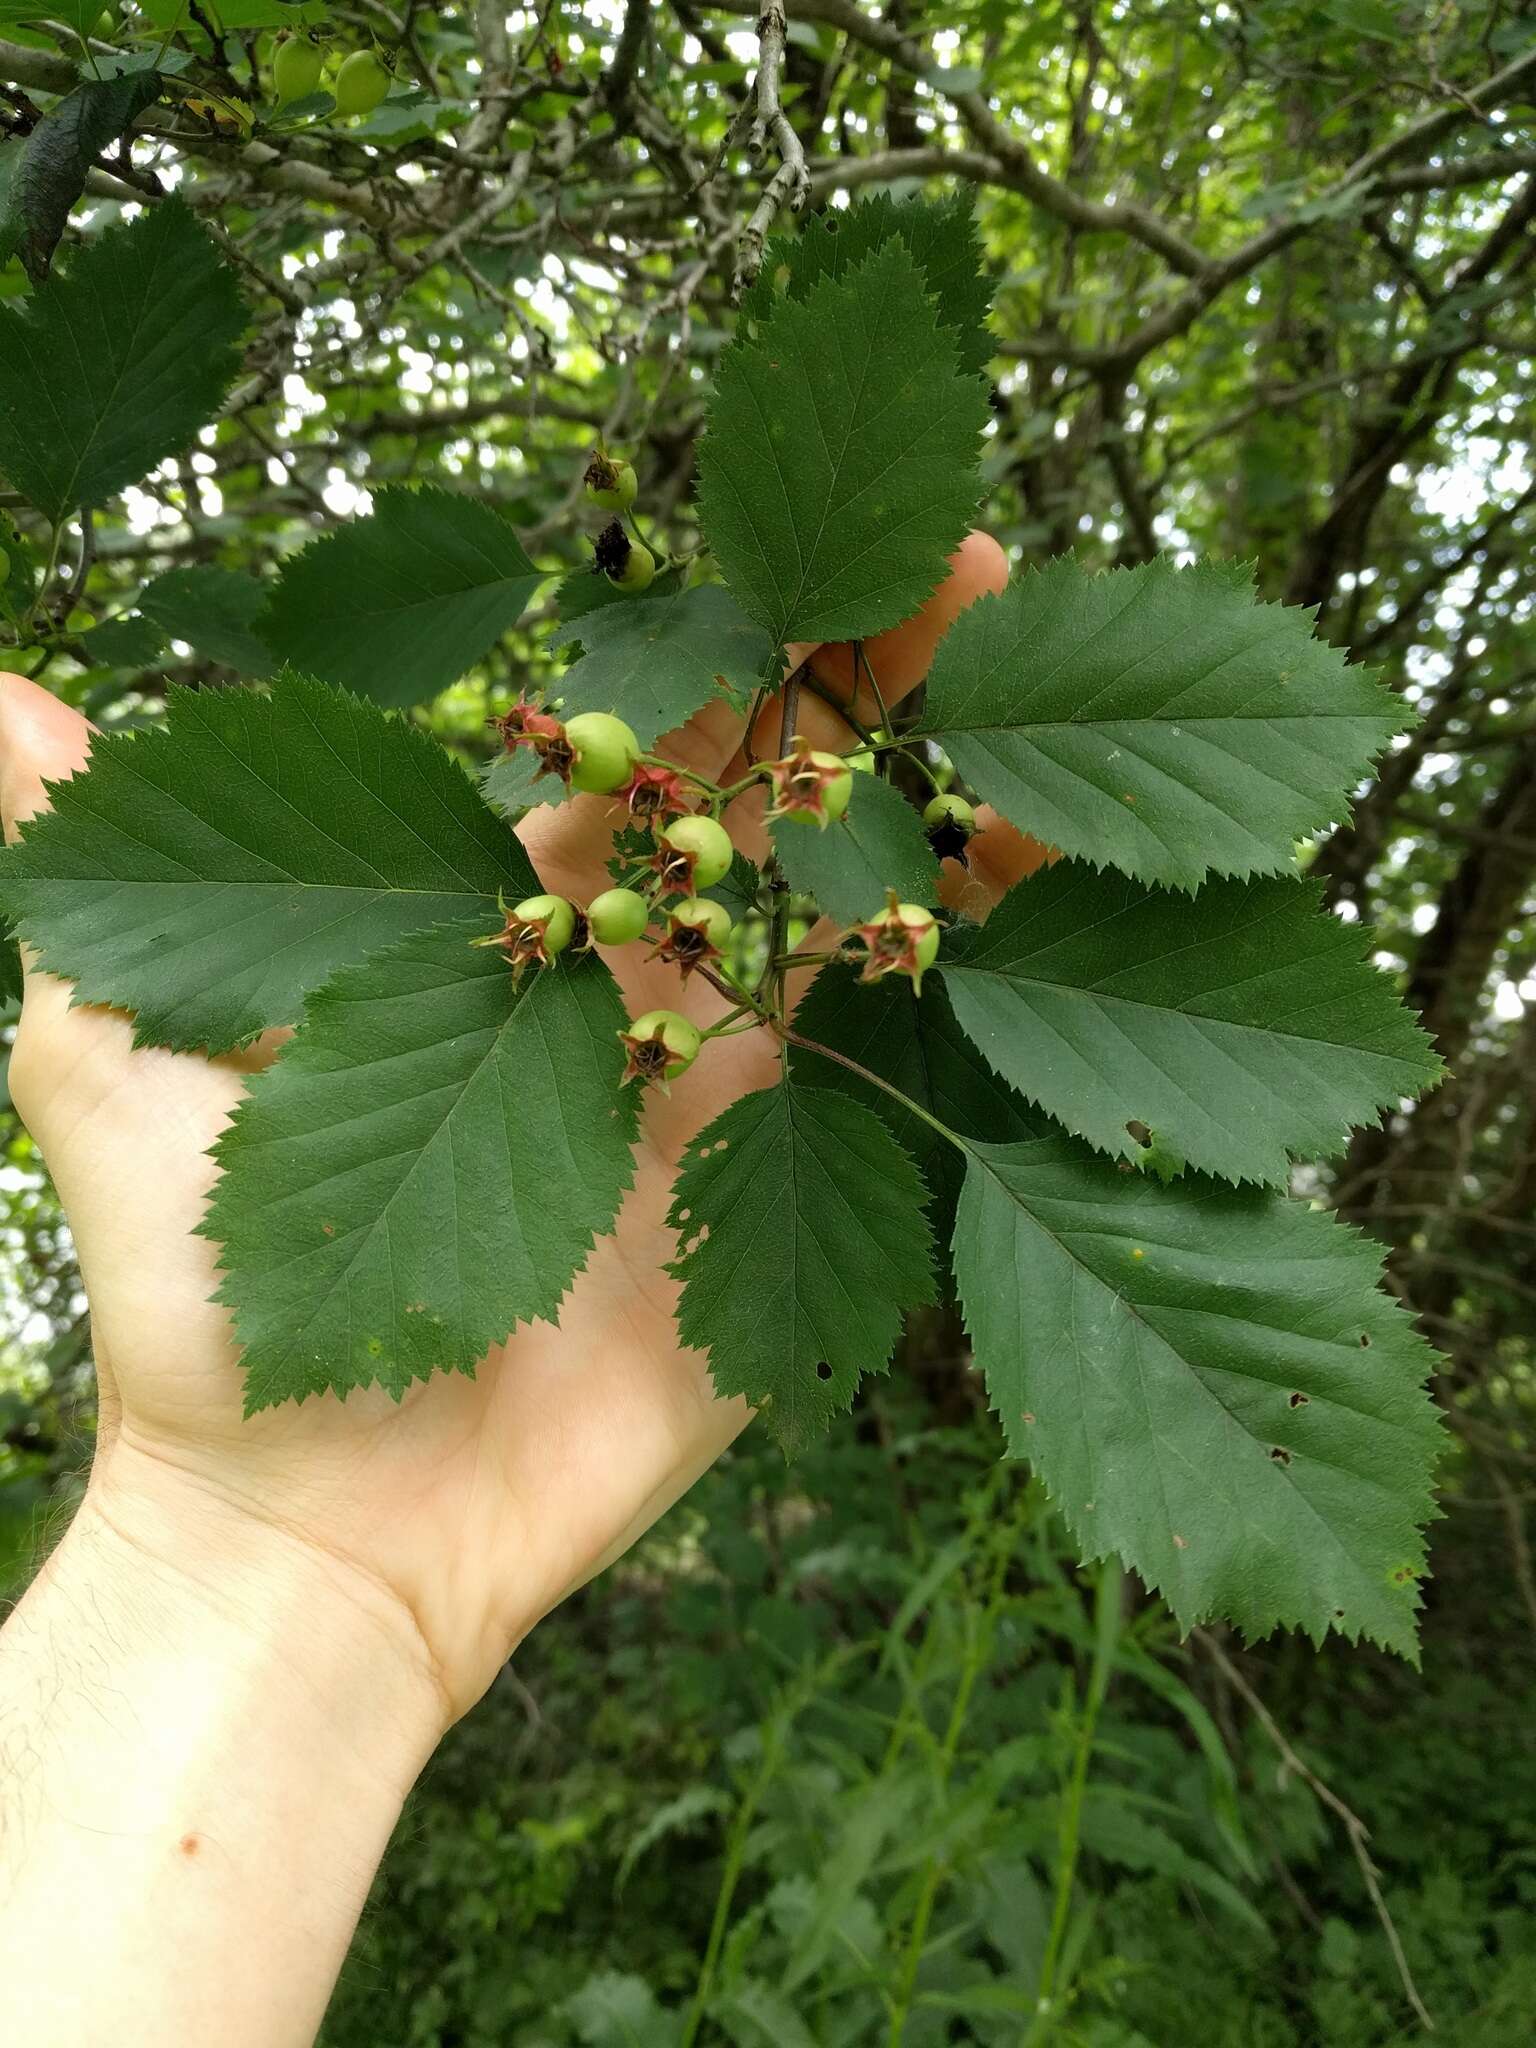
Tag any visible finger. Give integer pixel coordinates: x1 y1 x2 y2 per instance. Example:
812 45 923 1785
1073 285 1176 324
520 530 1008 898
749 530 1009 758
0 671 93 848
1 675 103 1086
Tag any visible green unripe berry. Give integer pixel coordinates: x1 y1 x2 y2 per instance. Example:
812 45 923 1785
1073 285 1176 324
273 32 324 103
771 743 853 827
611 538 654 592
853 895 940 993
908 912 941 976
512 893 576 957
586 887 650 946
564 710 641 795
660 814 733 891
847 727 888 776
924 793 976 832
671 897 732 949
333 47 391 117
621 1008 702 1084
584 451 637 513
593 517 656 593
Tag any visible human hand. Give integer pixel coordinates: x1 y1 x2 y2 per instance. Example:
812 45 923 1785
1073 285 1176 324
0 532 1043 1726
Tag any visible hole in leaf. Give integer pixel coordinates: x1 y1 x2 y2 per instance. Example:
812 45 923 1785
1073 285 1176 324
1288 1391 1309 1408
1334 1609 1346 1620
1125 1119 1152 1148
815 1361 832 1382
1359 1332 1372 1347
1269 1445 1291 1465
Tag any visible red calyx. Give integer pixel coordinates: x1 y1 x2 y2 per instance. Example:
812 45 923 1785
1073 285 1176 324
488 699 574 782
617 762 691 829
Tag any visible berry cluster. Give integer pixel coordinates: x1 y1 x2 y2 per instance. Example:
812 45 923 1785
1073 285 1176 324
478 447 987 1089
270 33 395 117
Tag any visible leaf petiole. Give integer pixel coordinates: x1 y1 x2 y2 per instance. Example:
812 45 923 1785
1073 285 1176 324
775 1024 973 1159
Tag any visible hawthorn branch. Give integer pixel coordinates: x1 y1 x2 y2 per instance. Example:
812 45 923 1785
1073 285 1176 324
735 2 811 293
1198 1633 1435 2035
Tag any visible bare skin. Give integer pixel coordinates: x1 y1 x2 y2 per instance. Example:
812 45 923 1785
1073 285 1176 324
0 534 1047 2045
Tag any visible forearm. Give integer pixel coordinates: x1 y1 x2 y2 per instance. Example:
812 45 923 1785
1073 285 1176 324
0 1463 447 2048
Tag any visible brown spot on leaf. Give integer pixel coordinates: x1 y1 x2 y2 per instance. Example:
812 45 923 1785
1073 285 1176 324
1173 1533 1189 1550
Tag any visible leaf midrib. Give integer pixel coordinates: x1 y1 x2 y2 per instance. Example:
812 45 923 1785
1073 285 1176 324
942 958 1425 1068
968 1154 1413 1586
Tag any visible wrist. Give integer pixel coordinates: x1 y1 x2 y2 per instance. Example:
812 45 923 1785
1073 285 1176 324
59 1450 453 1762
1 1453 448 2046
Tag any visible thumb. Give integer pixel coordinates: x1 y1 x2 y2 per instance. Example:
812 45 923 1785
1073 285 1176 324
0 671 94 847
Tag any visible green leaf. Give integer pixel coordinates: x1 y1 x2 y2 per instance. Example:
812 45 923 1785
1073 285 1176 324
916 558 1409 888
952 1134 1441 1653
9 73 161 283
0 200 246 524
202 927 638 1412
564 1973 679 2048
73 612 165 669
702 848 767 924
1079 1793 1266 1930
0 511 38 622
0 0 108 29
667 1080 936 1449
937 865 1441 1186
789 969 1038 1240
770 772 938 928
549 582 775 745
485 581 776 818
741 192 995 377
555 561 682 636
261 486 545 708
0 138 21 270
138 565 274 674
696 240 989 645
0 914 22 1004
0 670 536 1053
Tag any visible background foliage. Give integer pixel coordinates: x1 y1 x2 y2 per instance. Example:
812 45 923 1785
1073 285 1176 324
2 0 1534 2038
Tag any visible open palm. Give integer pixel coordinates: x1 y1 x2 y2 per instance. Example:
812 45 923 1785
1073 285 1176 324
0 533 1037 1715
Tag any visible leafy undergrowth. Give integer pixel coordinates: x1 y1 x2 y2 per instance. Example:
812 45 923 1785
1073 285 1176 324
321 1370 1536 2048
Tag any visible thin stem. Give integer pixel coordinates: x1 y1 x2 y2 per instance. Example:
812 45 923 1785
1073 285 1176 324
640 752 724 798
626 504 664 562
1027 1563 1124 2043
680 1712 789 2048
777 1025 970 1156
854 639 893 738
27 521 66 638
701 1007 761 1040
776 655 804 757
769 949 851 969
680 1650 854 2045
1196 1630 1435 2033
886 1528 1011 2047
